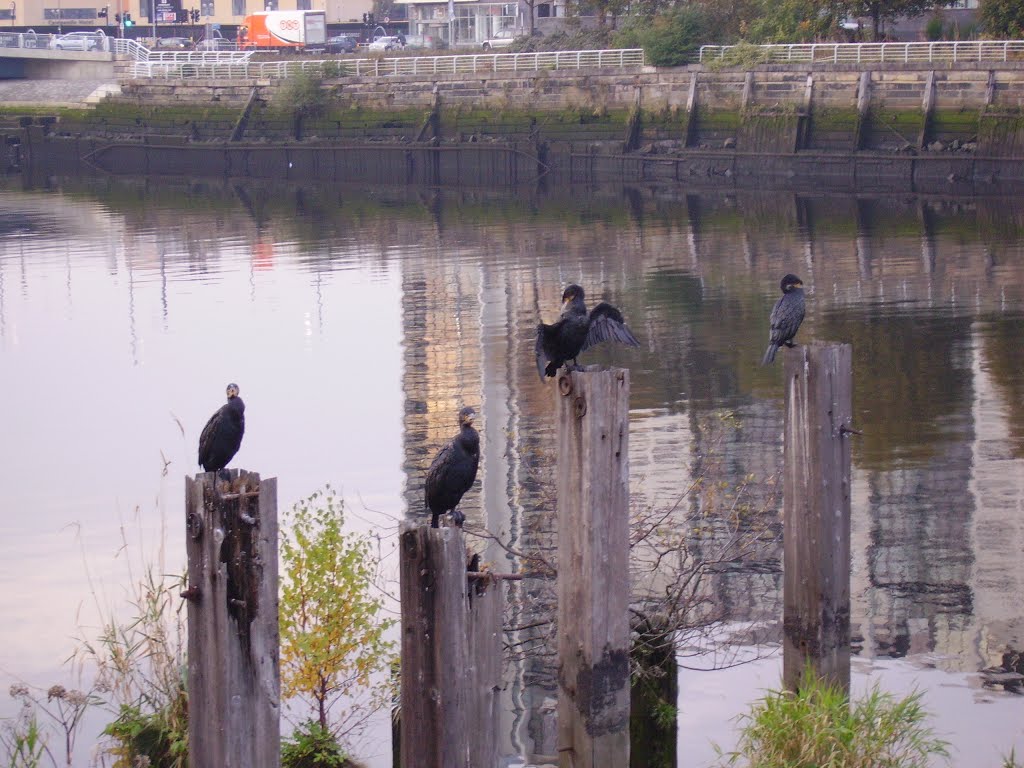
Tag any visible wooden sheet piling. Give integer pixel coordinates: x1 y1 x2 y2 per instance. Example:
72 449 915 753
399 524 502 768
555 367 631 768
782 344 853 693
184 469 280 768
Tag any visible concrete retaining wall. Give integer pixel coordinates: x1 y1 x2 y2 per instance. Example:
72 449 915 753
97 62 1024 155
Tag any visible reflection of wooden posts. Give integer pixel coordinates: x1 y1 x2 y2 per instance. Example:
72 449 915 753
556 368 631 768
783 344 853 694
398 524 502 768
184 470 280 768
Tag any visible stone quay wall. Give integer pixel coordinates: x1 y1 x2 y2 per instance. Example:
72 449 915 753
70 61 1024 156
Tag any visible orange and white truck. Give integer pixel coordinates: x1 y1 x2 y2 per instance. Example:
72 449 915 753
238 10 327 50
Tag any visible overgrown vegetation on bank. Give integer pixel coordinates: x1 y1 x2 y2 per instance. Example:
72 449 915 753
1 486 393 768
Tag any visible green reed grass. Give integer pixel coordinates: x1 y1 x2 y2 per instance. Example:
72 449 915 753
720 667 951 768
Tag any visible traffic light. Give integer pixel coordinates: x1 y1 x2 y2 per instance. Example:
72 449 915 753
114 11 121 22
123 12 133 25
97 6 108 17
190 7 199 21
362 12 368 23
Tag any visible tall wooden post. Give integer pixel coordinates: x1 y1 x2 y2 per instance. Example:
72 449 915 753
782 344 853 693
555 368 631 768
184 470 280 768
399 524 502 768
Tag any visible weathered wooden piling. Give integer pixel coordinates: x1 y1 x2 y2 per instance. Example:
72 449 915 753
398 524 502 768
854 71 872 150
184 470 280 768
782 344 853 693
555 368 631 768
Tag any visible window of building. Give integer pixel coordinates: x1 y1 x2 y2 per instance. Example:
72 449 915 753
231 0 243 15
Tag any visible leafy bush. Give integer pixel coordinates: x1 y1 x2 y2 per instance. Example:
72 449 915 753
720 668 950 767
281 720 352 768
925 14 945 41
103 693 188 768
745 0 839 43
278 70 330 119
980 0 1024 38
614 6 708 67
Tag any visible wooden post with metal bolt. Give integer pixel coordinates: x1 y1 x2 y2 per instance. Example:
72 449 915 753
398 524 503 768
782 343 854 694
184 469 280 768
555 367 631 768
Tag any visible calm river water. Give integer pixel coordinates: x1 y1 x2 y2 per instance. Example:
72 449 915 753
0 175 1022 767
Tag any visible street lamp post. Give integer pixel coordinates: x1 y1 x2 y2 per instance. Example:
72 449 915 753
9 2 15 27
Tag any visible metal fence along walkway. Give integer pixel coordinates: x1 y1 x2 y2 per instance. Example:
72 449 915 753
126 48 646 79
700 40 1024 64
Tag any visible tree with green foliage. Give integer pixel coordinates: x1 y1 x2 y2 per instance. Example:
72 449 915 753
979 0 1024 38
614 6 709 66
745 0 840 43
279 487 396 742
568 0 631 28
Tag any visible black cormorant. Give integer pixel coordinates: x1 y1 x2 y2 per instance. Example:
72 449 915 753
425 406 480 528
198 383 245 472
761 274 806 365
534 284 640 379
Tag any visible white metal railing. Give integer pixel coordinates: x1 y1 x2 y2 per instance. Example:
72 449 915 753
128 48 646 79
111 37 253 63
0 31 253 63
699 40 1024 64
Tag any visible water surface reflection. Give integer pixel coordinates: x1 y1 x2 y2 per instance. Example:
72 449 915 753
0 177 1022 766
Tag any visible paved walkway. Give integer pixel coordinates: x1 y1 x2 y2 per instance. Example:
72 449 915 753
0 79 119 107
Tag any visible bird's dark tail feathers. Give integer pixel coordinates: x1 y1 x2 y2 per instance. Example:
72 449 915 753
762 344 778 366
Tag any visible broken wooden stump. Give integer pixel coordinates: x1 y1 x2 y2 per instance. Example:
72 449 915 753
184 469 280 768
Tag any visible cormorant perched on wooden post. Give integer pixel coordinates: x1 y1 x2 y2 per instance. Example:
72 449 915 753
198 383 245 472
762 274 806 365
534 283 640 379
425 406 480 528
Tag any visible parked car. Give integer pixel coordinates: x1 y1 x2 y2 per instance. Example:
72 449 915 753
403 34 438 50
49 30 106 51
156 36 193 49
368 35 404 51
195 36 234 51
481 28 516 51
324 34 357 53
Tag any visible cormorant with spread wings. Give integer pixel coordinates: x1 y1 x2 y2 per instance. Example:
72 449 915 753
535 284 640 379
